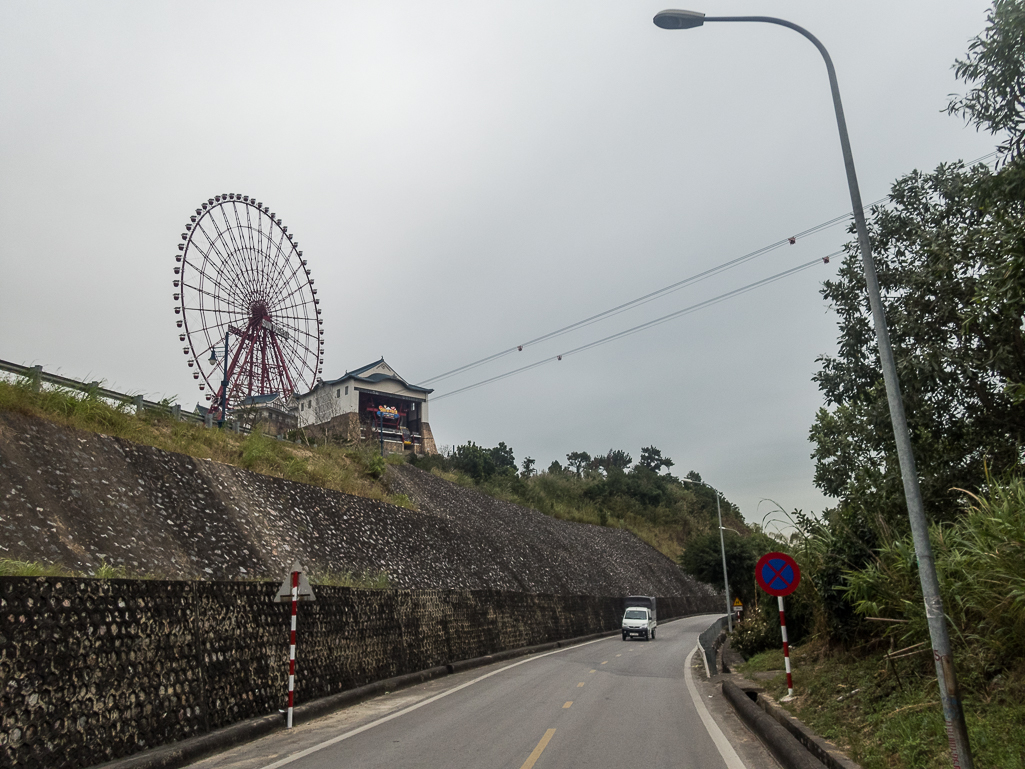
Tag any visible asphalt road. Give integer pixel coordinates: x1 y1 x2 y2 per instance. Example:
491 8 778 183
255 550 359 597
187 614 776 769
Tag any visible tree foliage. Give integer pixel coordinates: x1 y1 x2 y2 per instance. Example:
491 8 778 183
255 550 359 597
948 0 1025 161
449 441 517 482
802 0 1025 652
413 442 748 557
639 445 674 473
811 160 1025 524
678 530 768 607
565 451 591 477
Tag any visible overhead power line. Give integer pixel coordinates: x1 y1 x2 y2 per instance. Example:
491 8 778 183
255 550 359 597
419 149 1002 389
431 253 836 402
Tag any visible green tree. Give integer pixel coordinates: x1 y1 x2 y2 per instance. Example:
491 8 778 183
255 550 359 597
520 456 536 478
451 441 517 482
565 451 591 477
811 158 1025 524
592 449 632 474
678 531 760 607
639 446 674 473
948 0 1025 161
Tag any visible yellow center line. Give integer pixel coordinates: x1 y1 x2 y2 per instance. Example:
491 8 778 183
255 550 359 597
563 701 573 709
589 669 596 674
519 728 557 769
577 682 585 687
600 661 608 665
616 654 622 657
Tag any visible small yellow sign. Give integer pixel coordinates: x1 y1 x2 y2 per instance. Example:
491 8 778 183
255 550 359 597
733 597 743 607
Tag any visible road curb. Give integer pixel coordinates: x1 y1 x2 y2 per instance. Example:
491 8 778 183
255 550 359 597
91 628 622 769
751 689 862 769
722 679 828 769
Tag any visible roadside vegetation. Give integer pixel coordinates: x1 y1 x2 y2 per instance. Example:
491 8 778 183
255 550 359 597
410 443 747 561
703 4 1025 765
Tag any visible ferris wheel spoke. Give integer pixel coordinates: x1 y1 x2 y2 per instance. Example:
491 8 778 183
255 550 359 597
216 204 246 268
266 274 310 313
265 249 311 305
180 312 248 342
239 208 274 300
271 328 317 361
271 300 317 319
225 202 260 295
264 232 294 303
180 279 246 312
206 220 258 302
191 222 253 308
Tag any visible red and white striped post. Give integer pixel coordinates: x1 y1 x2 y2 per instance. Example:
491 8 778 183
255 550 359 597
274 561 315 728
755 552 801 700
778 595 794 697
287 568 298 728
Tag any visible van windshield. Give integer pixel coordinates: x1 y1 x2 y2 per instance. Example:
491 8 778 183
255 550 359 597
624 609 647 619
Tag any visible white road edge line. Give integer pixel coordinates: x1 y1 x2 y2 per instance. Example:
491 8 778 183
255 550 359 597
684 645 747 769
256 636 612 769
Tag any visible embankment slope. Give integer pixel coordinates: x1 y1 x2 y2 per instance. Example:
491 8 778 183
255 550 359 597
0 411 710 597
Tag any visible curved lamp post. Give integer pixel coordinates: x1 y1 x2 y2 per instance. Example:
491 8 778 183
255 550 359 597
208 329 235 429
681 478 732 632
653 11 973 766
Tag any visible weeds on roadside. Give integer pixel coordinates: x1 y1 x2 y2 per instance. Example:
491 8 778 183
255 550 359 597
308 568 391 590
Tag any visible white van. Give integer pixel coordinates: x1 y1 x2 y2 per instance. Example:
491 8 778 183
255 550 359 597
622 606 656 641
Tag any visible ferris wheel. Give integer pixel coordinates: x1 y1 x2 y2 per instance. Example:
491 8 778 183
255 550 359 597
173 194 323 418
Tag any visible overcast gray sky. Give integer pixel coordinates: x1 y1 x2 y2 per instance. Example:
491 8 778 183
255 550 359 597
0 1 998 526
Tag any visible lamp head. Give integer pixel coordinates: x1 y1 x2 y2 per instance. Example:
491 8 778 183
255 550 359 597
208 349 218 365
653 9 705 29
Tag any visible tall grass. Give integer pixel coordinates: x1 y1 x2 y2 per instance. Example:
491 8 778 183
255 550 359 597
843 478 1025 676
0 377 414 509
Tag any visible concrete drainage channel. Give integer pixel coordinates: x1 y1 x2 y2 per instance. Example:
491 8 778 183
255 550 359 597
712 635 862 769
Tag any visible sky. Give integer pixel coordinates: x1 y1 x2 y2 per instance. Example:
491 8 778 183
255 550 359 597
0 1 999 527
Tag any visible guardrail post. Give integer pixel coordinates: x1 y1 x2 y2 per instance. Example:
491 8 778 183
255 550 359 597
205 413 213 429
171 404 181 421
30 365 42 392
133 395 144 415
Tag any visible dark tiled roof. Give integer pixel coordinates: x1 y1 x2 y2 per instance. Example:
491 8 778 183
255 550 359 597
298 358 433 397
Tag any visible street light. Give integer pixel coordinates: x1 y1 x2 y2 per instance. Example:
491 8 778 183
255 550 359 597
653 11 973 767
681 478 733 632
208 328 236 428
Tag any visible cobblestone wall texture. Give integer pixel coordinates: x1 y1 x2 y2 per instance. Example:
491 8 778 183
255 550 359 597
0 576 717 768
0 411 710 598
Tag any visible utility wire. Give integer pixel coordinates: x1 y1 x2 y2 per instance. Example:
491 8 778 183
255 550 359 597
422 149 1001 390
432 253 835 402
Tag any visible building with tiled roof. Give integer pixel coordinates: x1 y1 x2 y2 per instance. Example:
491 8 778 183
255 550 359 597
292 358 436 453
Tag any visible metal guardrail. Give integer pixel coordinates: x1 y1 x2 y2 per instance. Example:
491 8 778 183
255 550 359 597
0 357 211 426
697 614 731 676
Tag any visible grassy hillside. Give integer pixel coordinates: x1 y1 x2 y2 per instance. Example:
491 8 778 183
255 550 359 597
0 377 736 565
0 377 411 505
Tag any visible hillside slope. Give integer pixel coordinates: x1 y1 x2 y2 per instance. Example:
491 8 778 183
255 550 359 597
0 410 713 597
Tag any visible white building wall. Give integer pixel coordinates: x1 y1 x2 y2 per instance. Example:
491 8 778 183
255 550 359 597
296 380 361 427
295 370 429 429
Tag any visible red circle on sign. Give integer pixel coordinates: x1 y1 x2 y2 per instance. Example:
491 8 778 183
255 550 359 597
755 552 801 597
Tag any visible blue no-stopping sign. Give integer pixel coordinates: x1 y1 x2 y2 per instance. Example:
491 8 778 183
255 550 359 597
755 552 801 597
